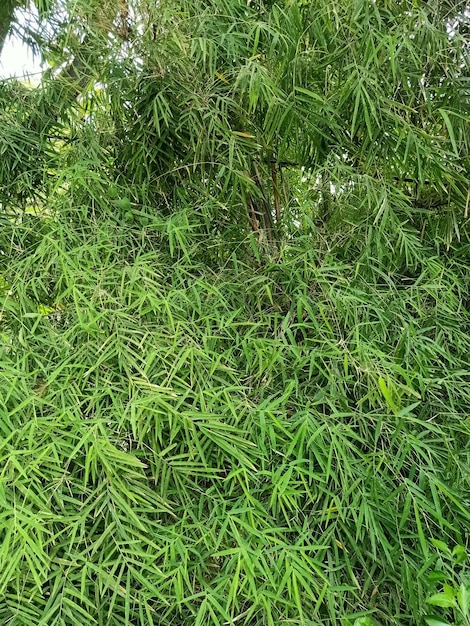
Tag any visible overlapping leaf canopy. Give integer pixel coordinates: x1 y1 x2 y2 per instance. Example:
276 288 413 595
2 0 469 241
0 2 469 626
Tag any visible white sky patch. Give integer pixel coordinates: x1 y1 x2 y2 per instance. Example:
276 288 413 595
0 7 44 81
0 34 43 79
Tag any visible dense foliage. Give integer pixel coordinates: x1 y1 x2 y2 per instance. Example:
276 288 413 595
0 0 469 625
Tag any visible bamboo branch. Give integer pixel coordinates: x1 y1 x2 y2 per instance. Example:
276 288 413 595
271 162 280 223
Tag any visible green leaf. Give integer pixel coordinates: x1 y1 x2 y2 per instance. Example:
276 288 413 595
117 197 132 211
427 571 448 583
248 232 261 262
353 618 381 626
108 185 119 199
424 617 453 626
439 109 459 155
430 539 451 553
457 584 469 616
377 377 398 413
452 545 467 564
426 592 457 608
